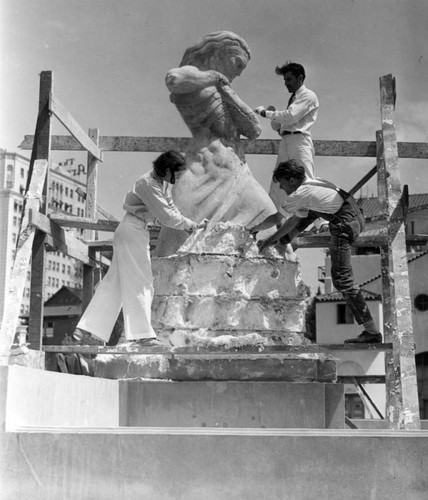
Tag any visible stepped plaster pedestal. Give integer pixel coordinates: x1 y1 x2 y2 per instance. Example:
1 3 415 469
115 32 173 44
94 225 338 384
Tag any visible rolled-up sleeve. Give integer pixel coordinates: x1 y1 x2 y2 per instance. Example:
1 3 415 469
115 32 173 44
142 181 194 230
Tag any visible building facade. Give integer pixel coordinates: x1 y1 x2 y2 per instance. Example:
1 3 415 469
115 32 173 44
0 149 87 324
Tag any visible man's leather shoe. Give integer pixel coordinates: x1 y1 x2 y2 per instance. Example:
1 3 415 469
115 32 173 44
344 331 382 344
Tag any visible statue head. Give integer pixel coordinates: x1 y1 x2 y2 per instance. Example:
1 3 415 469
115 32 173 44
180 31 251 82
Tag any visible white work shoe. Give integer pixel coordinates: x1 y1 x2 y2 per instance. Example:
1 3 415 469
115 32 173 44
117 337 165 351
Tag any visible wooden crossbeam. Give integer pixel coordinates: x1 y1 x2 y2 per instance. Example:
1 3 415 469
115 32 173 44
48 213 118 231
82 231 427 252
48 95 103 161
294 231 428 249
18 135 428 159
0 160 48 358
41 343 392 356
28 210 98 266
337 376 386 384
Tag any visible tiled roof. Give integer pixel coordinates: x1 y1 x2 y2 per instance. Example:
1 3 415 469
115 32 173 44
357 193 428 220
315 288 381 303
44 286 83 306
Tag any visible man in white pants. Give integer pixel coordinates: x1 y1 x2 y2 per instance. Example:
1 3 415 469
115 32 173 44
255 62 319 213
75 150 204 347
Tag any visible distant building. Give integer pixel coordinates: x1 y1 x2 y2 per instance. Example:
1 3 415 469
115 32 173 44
0 149 87 322
315 195 428 420
43 286 83 345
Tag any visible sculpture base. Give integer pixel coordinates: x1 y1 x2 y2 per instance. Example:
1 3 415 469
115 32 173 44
94 352 337 382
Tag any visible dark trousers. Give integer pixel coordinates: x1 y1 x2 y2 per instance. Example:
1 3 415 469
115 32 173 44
293 198 374 326
329 200 373 325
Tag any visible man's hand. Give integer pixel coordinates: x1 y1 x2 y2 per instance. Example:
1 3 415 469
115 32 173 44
197 218 209 230
254 106 267 117
257 235 278 252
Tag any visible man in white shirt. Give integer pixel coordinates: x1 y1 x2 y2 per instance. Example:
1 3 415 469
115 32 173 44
75 150 205 348
251 159 382 344
255 62 319 212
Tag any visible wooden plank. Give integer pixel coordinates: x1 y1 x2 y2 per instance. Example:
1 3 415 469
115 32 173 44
83 230 427 252
48 214 118 231
353 377 385 419
19 135 428 159
29 71 53 351
349 165 378 196
48 95 103 161
338 376 386 384
350 378 378 419
83 128 100 310
293 232 427 249
29 211 98 266
0 160 48 358
378 74 420 430
41 343 393 356
85 239 114 252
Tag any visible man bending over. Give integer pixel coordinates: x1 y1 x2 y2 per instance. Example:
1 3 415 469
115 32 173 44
251 159 382 344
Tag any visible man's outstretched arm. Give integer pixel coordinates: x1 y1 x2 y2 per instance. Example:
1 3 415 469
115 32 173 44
257 215 301 251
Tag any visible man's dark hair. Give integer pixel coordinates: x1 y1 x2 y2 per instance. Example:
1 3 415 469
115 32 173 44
153 150 186 178
275 62 306 81
273 159 306 183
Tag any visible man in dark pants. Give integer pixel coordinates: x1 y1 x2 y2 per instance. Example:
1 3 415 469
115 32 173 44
251 159 382 344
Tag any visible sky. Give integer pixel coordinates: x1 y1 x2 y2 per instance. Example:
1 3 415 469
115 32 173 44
1 0 427 293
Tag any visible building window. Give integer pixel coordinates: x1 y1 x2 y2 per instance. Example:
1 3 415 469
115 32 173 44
414 294 428 312
337 304 355 324
44 321 54 338
65 187 69 196
20 167 25 178
345 394 365 419
416 353 428 420
6 164 14 188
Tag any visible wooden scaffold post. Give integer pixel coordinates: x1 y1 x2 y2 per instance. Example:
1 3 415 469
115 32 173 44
377 74 420 429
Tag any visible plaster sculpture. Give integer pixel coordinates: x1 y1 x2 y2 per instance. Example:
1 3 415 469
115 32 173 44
154 31 277 256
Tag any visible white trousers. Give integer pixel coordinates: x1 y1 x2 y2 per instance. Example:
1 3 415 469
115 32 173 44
269 134 315 214
77 213 155 342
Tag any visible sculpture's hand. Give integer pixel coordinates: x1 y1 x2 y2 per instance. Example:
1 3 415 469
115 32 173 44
215 72 231 87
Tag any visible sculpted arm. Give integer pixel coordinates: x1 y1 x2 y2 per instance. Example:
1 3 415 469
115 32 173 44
165 65 227 94
218 84 261 139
